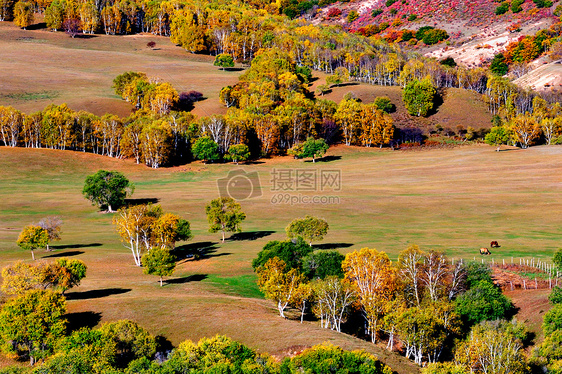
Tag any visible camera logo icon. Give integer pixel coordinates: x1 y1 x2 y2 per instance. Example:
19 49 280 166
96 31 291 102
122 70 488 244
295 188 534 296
217 169 262 201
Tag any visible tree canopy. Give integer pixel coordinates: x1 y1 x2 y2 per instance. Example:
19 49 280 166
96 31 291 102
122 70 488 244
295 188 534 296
83 170 134 212
205 197 246 242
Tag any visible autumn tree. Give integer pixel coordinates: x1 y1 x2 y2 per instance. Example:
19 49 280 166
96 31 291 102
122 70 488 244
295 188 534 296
141 247 176 286
113 204 153 266
205 197 246 242
224 144 250 164
0 290 66 365
52 258 87 294
343 247 397 343
359 104 394 147
509 114 541 148
83 170 134 212
312 276 356 332
455 320 529 373
1 261 44 295
38 216 63 251
17 225 49 260
13 0 33 29
335 98 362 146
393 301 461 365
403 77 436 117
398 245 425 307
256 257 305 318
326 66 350 87
286 215 329 245
152 213 192 249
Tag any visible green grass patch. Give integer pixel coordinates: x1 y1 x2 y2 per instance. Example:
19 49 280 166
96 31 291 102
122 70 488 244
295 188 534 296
203 274 264 299
1 90 59 101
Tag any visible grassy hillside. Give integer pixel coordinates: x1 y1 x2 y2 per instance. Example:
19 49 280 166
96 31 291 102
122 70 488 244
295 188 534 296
0 22 241 118
1 144 561 371
0 21 492 135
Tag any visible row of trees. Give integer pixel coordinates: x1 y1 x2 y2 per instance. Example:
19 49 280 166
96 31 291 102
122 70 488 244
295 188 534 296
254 242 521 367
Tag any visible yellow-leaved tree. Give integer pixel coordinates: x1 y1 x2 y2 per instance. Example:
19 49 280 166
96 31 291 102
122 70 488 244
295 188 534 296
256 257 306 318
342 247 397 343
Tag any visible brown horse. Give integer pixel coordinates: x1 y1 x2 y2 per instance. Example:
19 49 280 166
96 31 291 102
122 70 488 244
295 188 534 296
480 247 491 255
490 241 500 248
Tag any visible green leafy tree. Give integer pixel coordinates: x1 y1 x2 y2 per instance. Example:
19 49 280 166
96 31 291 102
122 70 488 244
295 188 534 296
490 53 509 75
485 126 510 151
205 197 246 242
112 72 147 97
298 137 329 162
402 77 436 117
192 136 220 163
543 304 562 337
0 290 66 365
422 363 468 374
465 261 493 288
302 250 345 279
166 335 263 372
213 54 235 70
98 320 157 368
141 247 176 286
252 238 313 271
550 286 562 304
553 248 562 271
44 0 64 31
17 225 49 260
286 215 329 245
224 144 250 164
373 96 395 113
454 280 513 326
286 344 392 374
83 170 134 212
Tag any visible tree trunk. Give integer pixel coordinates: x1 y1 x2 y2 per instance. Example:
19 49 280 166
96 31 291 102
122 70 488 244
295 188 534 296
222 231 225 243
160 276 163 287
31 250 35 260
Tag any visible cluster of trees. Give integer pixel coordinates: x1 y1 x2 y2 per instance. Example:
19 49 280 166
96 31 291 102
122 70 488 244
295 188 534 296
254 242 524 368
1 258 87 295
0 312 392 374
485 95 562 150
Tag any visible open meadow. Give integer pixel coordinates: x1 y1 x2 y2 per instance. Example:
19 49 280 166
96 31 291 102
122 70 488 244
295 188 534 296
0 144 561 371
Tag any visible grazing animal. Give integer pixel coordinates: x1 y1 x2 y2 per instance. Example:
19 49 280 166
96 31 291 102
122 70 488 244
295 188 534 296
480 247 491 255
490 241 500 248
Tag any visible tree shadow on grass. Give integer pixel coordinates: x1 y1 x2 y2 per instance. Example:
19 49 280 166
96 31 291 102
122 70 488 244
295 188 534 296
65 311 102 332
173 242 231 261
166 274 208 284
125 198 159 206
51 243 102 250
66 288 132 300
43 250 85 258
227 231 274 241
313 243 354 250
304 155 342 163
